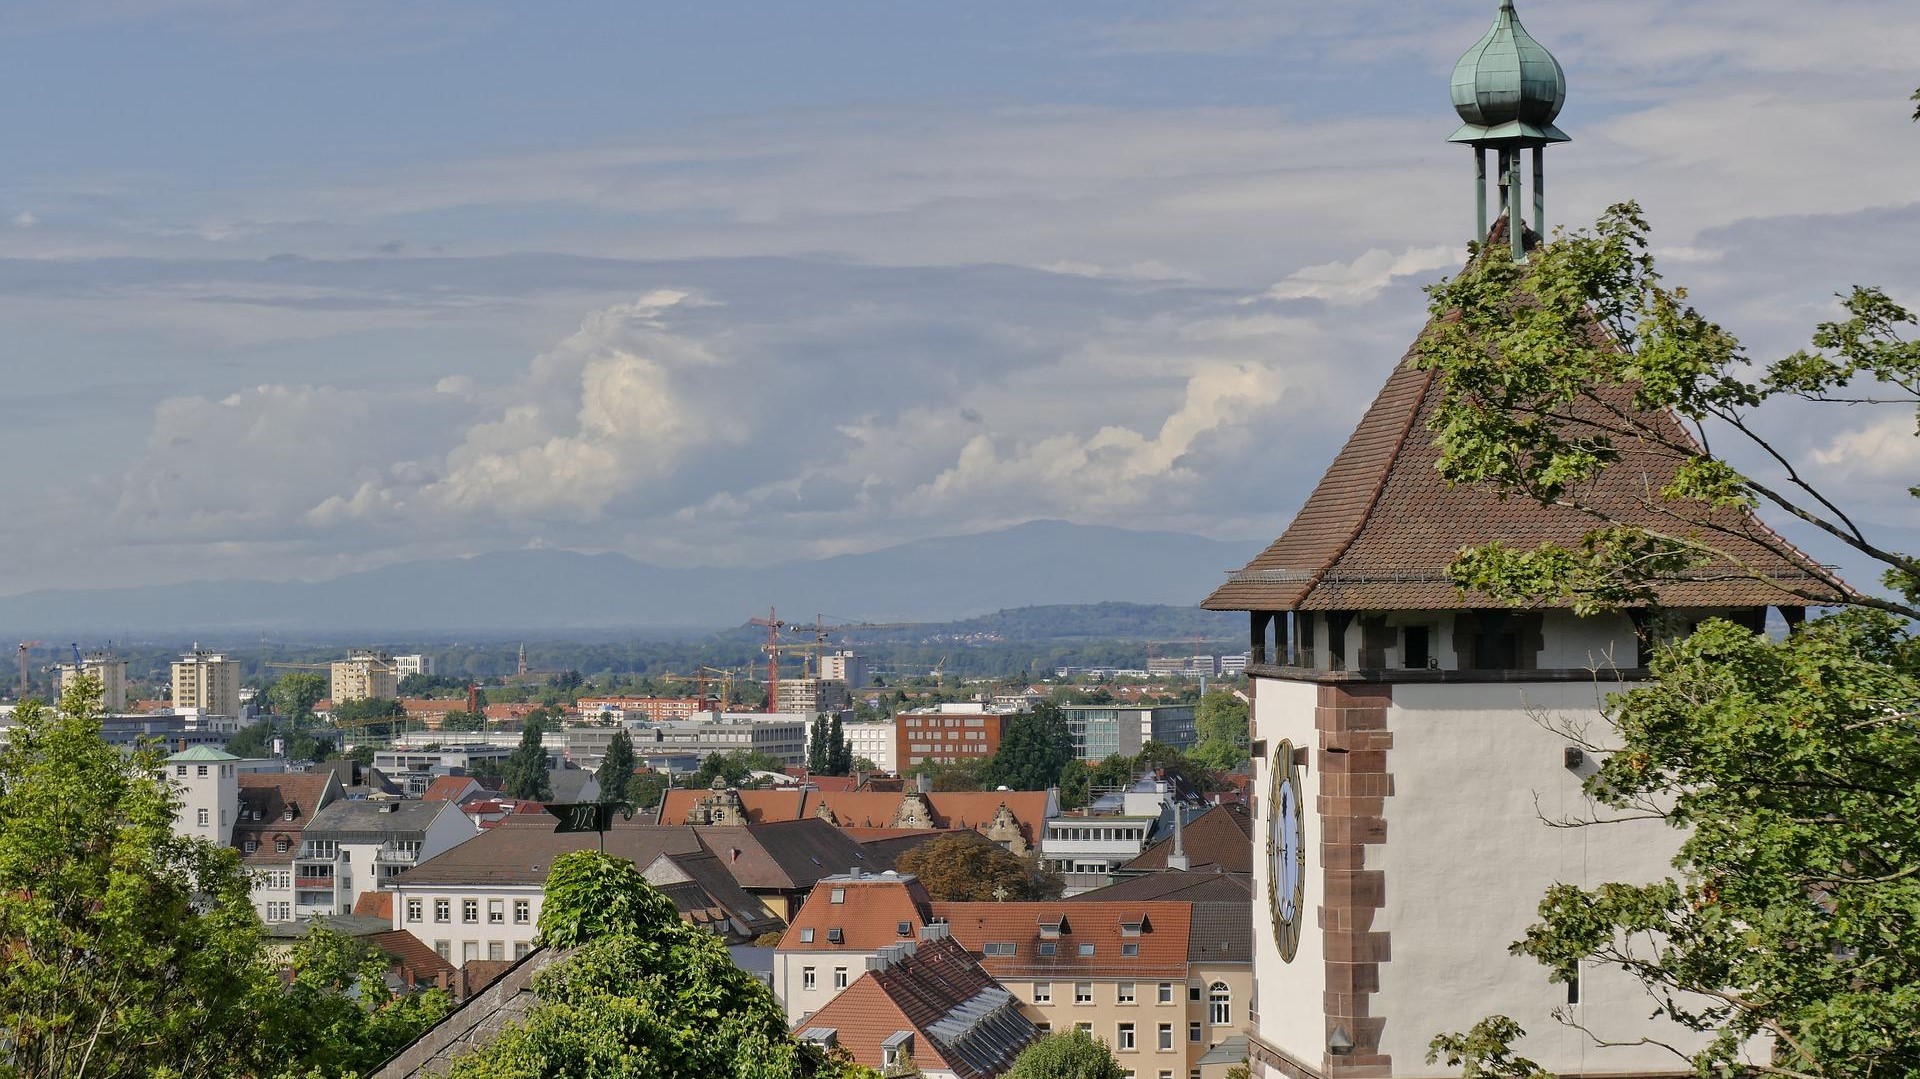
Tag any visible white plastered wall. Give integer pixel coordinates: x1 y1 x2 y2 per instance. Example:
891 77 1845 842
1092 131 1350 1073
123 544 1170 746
1376 679 1712 1077
1249 677 1325 1073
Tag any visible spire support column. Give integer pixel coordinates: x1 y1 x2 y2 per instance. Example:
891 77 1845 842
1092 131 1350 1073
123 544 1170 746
1532 146 1545 242
1475 149 1488 241
1509 151 1525 261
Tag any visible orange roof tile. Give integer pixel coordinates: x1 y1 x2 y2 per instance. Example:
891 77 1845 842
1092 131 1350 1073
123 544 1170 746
779 873 932 953
930 900 1193 980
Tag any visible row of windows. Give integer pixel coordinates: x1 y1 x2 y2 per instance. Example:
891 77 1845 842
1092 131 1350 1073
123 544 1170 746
983 941 1139 958
433 939 535 963
406 896 533 926
798 966 850 992
900 717 990 728
1031 982 1231 1023
1045 826 1148 843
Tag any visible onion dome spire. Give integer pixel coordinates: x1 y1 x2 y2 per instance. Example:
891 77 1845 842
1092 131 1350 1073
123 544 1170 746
1447 1 1570 257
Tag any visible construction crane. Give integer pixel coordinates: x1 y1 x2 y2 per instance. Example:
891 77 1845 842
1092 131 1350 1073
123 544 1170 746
16 641 40 699
747 608 787 710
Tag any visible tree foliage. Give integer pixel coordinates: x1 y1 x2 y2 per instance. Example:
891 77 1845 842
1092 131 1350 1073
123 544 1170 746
1190 690 1250 773
598 730 635 805
268 672 327 723
503 722 553 801
1005 1029 1125 1079
269 925 455 1078
445 851 874 1079
1420 203 1920 1078
982 702 1074 791
693 749 785 789
894 831 1062 902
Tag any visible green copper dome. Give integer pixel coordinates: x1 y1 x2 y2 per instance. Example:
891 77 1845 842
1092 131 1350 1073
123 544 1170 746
1449 0 1569 146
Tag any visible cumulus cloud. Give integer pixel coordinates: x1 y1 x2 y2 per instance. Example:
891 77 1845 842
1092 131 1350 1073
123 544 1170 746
1813 413 1920 483
1265 246 1456 306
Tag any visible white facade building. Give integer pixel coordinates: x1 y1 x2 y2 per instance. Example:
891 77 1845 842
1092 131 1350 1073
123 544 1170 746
843 719 896 773
393 654 434 679
162 745 241 846
293 798 478 917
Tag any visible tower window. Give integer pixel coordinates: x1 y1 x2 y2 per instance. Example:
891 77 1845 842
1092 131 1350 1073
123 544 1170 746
1402 626 1431 669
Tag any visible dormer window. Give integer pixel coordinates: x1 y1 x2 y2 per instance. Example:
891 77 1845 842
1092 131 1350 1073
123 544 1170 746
827 928 843 944
897 921 913 937
275 837 290 854
1037 915 1068 939
800 928 816 943
1119 916 1150 937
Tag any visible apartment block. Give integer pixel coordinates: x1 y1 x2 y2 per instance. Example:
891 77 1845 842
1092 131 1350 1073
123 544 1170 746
331 649 399 703
59 651 128 712
172 648 241 717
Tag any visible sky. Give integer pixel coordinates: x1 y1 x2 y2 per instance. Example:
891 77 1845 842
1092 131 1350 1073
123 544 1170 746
1 0 1916 594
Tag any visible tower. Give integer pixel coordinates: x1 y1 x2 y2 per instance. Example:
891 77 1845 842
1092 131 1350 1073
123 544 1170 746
1449 0 1568 257
162 745 240 846
172 647 241 718
1206 6 1830 1077
58 650 128 713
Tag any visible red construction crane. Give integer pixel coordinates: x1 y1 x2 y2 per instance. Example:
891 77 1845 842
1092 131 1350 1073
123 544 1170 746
747 608 787 710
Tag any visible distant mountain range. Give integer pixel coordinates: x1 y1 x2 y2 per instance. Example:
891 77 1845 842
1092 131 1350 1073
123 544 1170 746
0 521 1263 635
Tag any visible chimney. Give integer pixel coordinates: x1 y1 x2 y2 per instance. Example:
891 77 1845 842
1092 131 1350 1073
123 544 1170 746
918 922 951 942
1167 805 1190 872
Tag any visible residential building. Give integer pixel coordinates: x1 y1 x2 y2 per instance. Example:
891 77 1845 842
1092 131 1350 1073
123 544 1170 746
234 770 346 923
1146 657 1189 677
392 654 434 679
775 678 852 715
171 648 240 718
390 816 866 965
58 651 128 711
162 745 242 846
795 929 1038 1079
1198 9 1835 1077
575 696 705 723
293 798 479 917
934 899 1252 1079
843 719 896 773
895 704 1015 771
331 649 399 703
774 869 935 1023
658 783 1055 855
1041 814 1158 895
641 715 808 770
817 650 869 688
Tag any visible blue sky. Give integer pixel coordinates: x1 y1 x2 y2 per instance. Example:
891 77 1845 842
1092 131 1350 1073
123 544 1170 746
0 0 1915 593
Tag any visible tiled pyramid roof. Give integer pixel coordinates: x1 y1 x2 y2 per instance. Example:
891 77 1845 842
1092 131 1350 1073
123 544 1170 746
1205 240 1832 614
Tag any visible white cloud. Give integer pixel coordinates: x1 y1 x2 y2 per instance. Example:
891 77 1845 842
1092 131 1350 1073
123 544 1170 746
1265 246 1456 306
1813 413 1920 483
11 212 38 229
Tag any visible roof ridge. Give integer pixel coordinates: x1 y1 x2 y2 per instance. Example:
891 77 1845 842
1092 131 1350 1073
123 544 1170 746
1303 357 1439 604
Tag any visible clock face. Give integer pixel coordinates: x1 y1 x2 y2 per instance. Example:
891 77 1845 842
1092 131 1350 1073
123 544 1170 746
1268 739 1305 962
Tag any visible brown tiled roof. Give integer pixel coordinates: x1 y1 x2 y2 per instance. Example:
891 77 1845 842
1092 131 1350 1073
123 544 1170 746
654 788 1051 846
1066 874 1253 964
930 900 1192 980
779 873 932 953
233 772 338 866
354 891 395 920
696 819 877 891
643 849 783 940
421 776 480 802
394 818 707 887
365 929 457 991
1203 271 1835 613
1121 805 1253 873
373 948 568 1078
797 935 1038 1079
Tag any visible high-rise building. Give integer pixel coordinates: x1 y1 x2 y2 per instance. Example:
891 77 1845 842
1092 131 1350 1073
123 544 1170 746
1205 9 1834 1078
774 678 851 715
817 650 869 687
392 654 434 679
58 651 128 712
172 648 241 717
330 649 398 703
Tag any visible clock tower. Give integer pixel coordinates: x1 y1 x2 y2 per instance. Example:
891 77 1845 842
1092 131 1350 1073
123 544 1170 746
1205 5 1829 1078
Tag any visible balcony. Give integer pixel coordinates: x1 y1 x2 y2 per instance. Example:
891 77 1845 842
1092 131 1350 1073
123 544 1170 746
374 846 420 865
293 874 336 890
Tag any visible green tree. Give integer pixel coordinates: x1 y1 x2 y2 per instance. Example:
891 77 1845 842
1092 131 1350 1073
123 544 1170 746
268 671 327 724
1190 690 1250 773
1058 758 1093 810
627 770 670 812
694 750 784 790
0 677 277 1078
983 702 1074 791
1006 1029 1124 1079
268 925 454 1077
894 831 1061 902
284 729 336 763
807 714 830 773
503 723 552 801
598 730 635 805
826 714 851 776
440 710 487 732
1419 206 1920 1078
905 757 989 792
444 851 874 1079
331 697 405 725
226 720 272 758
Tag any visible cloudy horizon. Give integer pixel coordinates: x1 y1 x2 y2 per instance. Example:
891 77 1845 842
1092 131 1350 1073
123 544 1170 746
2 0 1916 594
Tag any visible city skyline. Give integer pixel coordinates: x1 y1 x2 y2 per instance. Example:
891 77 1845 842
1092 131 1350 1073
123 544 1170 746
1 0 1914 594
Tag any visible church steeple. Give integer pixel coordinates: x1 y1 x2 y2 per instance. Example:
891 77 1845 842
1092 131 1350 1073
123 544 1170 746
1448 0 1569 258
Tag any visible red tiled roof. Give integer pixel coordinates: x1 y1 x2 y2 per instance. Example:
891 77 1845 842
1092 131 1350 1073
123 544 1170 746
930 900 1193 980
1203 253 1835 613
421 776 481 802
779 873 932 953
354 891 395 920
654 788 1051 847
233 773 337 866
797 935 1037 1079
